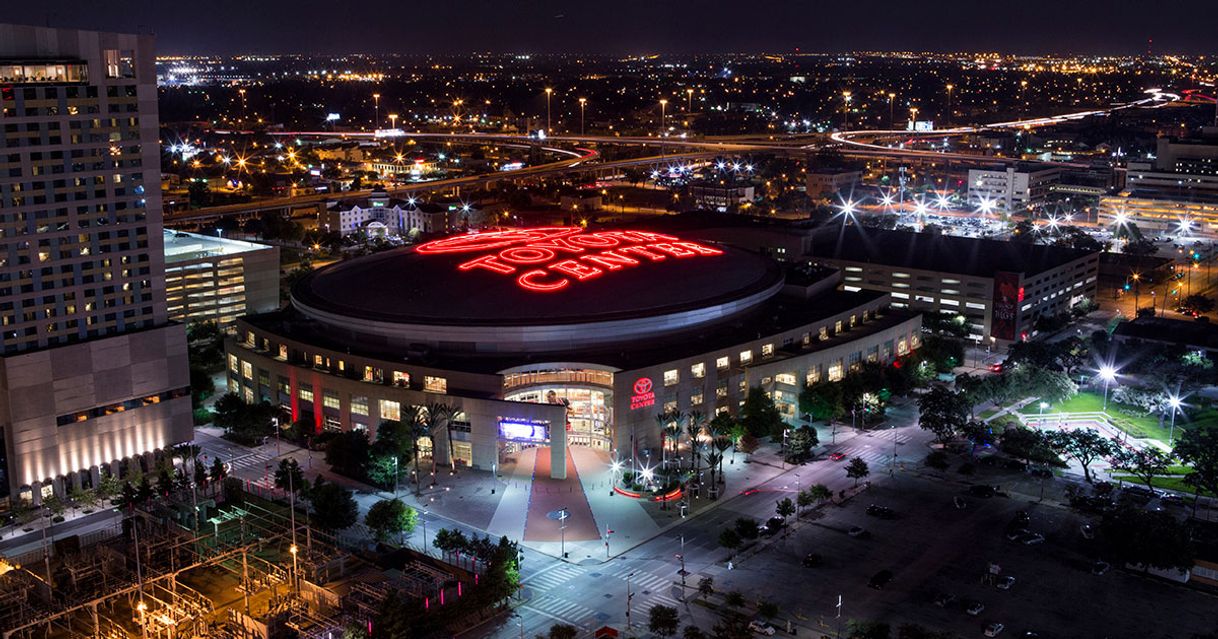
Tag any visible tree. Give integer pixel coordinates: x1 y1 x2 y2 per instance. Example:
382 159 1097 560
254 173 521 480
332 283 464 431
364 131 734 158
1174 424 1218 505
846 457 870 486
734 517 760 540
209 457 227 488
697 576 714 598
649 605 680 637
544 625 578 639
365 498 418 543
325 430 372 480
799 381 845 423
684 626 708 639
797 489 815 514
961 420 994 459
1046 429 1118 483
420 402 455 481
740 386 785 439
718 528 742 551
737 433 760 457
274 458 305 493
786 425 819 462
775 497 796 522
1098 506 1194 571
1000 427 1061 466
309 477 359 531
918 386 970 444
687 410 707 476
846 620 891 639
1112 446 1172 494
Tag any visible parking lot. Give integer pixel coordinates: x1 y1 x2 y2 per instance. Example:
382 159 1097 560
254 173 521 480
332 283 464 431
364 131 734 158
715 472 1217 638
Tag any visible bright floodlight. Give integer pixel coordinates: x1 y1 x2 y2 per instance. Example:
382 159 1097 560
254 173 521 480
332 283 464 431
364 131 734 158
640 466 654 482
976 197 996 215
1168 395 1183 409
1178 218 1193 234
838 199 858 217
936 193 952 210
610 460 623 473
1046 216 1060 231
1099 365 1117 382
913 199 929 217
1113 211 1128 227
1039 401 1049 409
880 192 895 207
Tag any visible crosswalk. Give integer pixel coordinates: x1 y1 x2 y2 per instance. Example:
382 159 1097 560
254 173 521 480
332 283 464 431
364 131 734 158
523 594 600 627
832 432 910 465
525 564 585 591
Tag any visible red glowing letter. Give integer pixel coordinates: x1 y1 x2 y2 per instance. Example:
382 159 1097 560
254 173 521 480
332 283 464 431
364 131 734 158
517 269 569 292
582 249 640 271
619 245 667 261
499 246 557 264
550 259 603 281
458 253 516 274
675 241 723 256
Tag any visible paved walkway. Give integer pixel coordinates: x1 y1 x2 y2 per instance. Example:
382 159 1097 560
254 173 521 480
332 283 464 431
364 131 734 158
524 447 599 542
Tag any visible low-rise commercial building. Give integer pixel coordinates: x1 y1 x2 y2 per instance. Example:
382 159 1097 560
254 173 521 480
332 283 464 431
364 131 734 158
806 168 862 199
163 230 280 328
320 191 472 237
806 226 1099 343
688 179 755 213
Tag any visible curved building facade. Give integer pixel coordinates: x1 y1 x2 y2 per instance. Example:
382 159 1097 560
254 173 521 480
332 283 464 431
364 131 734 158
226 227 922 478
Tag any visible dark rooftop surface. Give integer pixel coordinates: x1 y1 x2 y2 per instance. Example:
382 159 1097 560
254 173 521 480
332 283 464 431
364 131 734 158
1113 316 1218 350
292 230 784 326
807 225 1098 277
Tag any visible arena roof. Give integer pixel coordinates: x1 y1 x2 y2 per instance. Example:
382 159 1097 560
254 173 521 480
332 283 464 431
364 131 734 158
292 227 784 327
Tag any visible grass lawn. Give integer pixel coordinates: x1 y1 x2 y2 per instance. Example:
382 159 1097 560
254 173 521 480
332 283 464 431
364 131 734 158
1109 474 1214 498
977 407 999 420
1018 390 1171 442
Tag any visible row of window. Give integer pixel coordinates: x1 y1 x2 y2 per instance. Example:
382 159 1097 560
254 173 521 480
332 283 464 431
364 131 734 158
56 386 189 426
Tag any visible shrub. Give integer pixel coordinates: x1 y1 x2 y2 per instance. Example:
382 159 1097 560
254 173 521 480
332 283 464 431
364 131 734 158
924 451 949 470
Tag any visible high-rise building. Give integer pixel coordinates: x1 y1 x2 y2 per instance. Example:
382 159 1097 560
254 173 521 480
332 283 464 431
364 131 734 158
0 24 191 507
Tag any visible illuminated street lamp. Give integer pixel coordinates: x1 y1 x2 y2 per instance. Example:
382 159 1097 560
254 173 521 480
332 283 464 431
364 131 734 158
136 601 148 639
373 93 381 130
1038 401 1049 430
888 92 896 127
842 91 852 130
1167 395 1183 446
578 97 587 136
388 113 398 131
945 84 954 127
545 87 553 133
687 87 695 112
289 543 299 592
660 98 669 132
1098 365 1118 412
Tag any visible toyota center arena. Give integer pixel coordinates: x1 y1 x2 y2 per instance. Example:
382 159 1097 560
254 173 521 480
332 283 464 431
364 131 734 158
226 226 921 481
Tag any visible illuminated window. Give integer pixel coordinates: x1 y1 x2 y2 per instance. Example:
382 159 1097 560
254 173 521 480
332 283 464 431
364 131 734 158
775 373 797 386
761 343 775 358
740 350 753 365
424 376 447 393
663 400 678 413
691 390 704 406
834 321 843 335
298 385 314 403
806 368 821 385
351 396 369 416
393 371 410 387
664 369 679 386
379 399 401 421
323 391 341 410
716 356 730 370
819 326 829 341
241 361 253 380
827 363 844 382
277 344 288 360
691 362 706 379
228 354 238 374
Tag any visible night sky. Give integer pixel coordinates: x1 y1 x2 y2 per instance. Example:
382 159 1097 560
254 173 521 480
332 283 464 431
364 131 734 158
8 0 1218 55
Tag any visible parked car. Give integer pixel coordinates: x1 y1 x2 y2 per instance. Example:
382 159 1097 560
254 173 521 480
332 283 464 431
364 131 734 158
996 576 1016 590
866 504 896 519
1079 524 1095 540
1005 528 1028 541
1021 533 1045 546
967 485 996 498
953 496 968 510
802 553 822 568
759 517 785 537
966 601 986 616
868 569 894 590
748 620 776 636
848 526 870 538
933 593 958 608
1091 561 1111 575
985 623 1006 637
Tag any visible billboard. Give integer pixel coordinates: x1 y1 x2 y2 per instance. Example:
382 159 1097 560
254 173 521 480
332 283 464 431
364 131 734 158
990 271 1023 341
498 418 550 442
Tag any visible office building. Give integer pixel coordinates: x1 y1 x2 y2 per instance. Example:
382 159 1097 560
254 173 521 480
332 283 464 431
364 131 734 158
163 230 280 328
806 226 1099 343
967 164 1061 214
0 24 191 506
226 226 919 477
687 179 755 213
320 190 469 238
806 168 862 199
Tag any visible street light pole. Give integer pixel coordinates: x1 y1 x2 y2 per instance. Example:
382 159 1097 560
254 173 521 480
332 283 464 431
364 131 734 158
578 97 586 136
373 93 380 130
660 99 668 133
687 87 694 112
946 84 954 127
626 571 635 629
544 88 553 133
888 92 896 128
842 91 852 130
1168 396 1182 446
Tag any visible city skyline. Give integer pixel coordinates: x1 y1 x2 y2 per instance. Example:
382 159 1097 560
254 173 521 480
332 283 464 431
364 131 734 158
7 0 1218 56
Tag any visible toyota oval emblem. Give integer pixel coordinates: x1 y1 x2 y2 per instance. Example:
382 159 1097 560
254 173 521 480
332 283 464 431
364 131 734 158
633 378 653 395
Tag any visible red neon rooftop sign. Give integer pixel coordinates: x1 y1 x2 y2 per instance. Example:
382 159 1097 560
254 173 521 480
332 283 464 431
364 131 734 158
416 227 724 292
